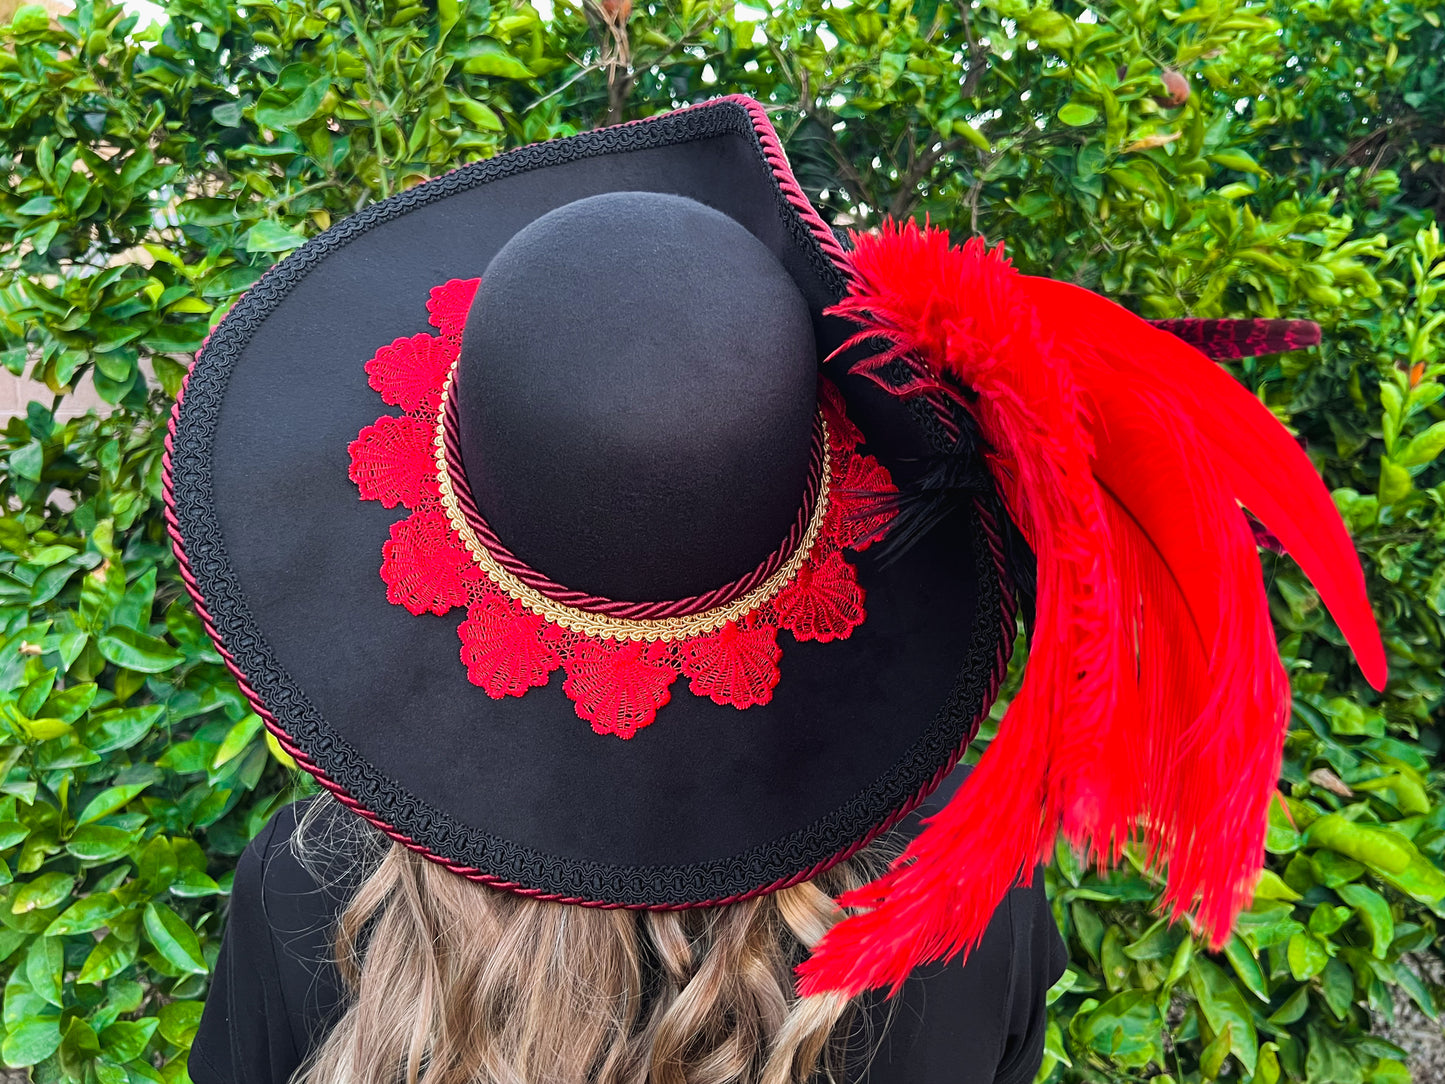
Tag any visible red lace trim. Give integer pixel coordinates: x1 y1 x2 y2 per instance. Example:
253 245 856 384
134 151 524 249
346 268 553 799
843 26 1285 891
348 279 897 739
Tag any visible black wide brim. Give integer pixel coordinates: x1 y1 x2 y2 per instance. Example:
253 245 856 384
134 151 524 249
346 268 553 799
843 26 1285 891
166 96 1012 906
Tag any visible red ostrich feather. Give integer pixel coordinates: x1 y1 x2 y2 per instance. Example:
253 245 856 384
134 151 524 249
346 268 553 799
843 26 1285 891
797 222 1385 998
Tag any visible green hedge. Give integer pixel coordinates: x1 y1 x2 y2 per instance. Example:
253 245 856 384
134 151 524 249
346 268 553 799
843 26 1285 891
0 0 1440 1081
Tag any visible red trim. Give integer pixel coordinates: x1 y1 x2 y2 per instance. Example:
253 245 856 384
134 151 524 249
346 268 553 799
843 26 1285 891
162 96 1016 906
706 96 851 268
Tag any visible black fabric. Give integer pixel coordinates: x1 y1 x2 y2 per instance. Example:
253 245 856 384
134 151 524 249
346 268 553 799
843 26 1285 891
460 192 818 600
189 782 1068 1084
168 96 1010 904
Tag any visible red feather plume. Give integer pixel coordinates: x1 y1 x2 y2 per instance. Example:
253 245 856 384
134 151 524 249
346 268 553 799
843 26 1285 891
796 221 1386 999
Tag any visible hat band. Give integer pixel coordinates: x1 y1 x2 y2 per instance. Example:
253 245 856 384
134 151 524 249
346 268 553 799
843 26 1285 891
349 277 899 737
437 370 831 631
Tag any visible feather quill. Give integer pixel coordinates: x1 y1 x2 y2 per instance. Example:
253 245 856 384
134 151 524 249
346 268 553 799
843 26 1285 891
796 221 1385 999
1149 317 1321 359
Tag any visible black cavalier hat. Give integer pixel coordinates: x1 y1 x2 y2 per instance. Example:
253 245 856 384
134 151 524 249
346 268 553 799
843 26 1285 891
166 95 1385 996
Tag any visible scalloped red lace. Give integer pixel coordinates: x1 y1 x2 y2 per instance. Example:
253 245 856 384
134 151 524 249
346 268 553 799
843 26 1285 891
348 279 898 739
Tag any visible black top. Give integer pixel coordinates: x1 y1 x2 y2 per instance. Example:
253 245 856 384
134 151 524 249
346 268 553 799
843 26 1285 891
190 782 1068 1084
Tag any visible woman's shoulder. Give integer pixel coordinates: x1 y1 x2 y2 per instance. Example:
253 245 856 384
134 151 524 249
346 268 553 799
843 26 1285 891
235 797 356 1046
189 797 352 1084
241 793 378 906
226 782 1067 1084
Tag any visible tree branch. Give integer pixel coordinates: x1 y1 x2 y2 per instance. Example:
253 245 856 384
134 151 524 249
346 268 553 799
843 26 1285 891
888 137 965 220
951 0 987 98
582 0 634 125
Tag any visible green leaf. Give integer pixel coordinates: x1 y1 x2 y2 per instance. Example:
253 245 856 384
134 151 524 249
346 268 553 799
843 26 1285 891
1076 989 1161 1066
112 567 156 630
1306 814 1411 874
1306 814 1445 906
244 220 307 253
1286 931 1329 980
156 999 203 1045
64 825 137 862
255 74 331 128
17 669 56 719
1337 883 1393 958
38 683 97 724
11 872 72 913
1320 958 1355 1019
142 901 207 974
43 891 122 936
1253 869 1301 901
1223 935 1269 1002
1254 1042 1282 1084
265 729 298 770
86 705 164 753
1045 968 1076 1006
1123 919 1176 960
13 714 71 742
1384 852 1445 907
1 1015 62 1068
4 966 46 1029
136 836 177 894
1311 851 1366 887
6 4 51 32
1269 984 1310 1025
438 0 461 36
75 782 151 825
96 627 183 673
1308 902 1351 936
1059 102 1099 127
0 822 28 850
954 121 991 152
201 263 265 299
455 98 504 132
9 442 44 482
1164 935 1192 987
1398 420 1445 468
1042 1018 1070 1068
1200 1023 1231 1080
461 49 535 79
76 934 137 984
1207 150 1268 175
1378 458 1412 503
212 100 246 126
1393 960 1438 1020
168 867 221 897
98 1017 156 1062
1190 959 1259 1074
60 1015 101 1060
1100 925 1130 991
212 712 263 767
1368 1059 1413 1084
23 935 61 1006
1306 1023 1364 1084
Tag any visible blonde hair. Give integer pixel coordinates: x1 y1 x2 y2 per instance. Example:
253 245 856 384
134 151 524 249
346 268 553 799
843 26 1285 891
290 792 894 1084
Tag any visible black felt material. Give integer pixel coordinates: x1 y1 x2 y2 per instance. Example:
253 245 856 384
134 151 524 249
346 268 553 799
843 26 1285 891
171 97 1007 902
461 192 818 599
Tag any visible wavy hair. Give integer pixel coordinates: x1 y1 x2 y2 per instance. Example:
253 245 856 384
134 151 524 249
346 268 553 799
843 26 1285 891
289 792 895 1084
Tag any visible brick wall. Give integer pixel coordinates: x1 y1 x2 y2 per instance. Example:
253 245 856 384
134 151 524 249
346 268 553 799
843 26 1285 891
0 370 108 421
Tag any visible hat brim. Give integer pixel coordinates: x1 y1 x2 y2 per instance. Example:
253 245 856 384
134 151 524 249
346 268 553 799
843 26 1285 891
165 96 1013 906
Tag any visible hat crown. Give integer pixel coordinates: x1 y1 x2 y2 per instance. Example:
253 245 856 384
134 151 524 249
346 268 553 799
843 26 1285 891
455 192 819 602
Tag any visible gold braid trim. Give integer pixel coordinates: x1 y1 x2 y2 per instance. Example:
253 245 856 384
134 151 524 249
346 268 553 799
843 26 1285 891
433 363 832 642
